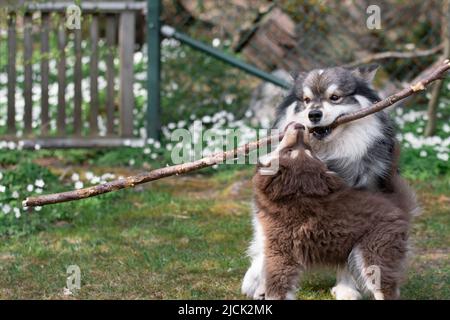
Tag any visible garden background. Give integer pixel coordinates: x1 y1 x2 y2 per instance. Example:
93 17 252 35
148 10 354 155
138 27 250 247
0 0 448 299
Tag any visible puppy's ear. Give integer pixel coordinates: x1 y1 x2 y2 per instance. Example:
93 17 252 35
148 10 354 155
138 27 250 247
297 172 330 196
324 172 344 192
263 168 299 201
252 166 279 193
351 64 379 83
297 171 343 196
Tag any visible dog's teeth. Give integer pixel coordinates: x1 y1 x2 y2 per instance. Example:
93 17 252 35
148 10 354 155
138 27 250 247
311 126 332 140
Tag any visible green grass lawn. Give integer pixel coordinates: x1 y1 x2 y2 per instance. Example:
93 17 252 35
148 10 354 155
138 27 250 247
0 164 448 299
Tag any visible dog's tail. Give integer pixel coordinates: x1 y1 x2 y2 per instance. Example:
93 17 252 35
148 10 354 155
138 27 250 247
388 174 421 218
386 141 421 218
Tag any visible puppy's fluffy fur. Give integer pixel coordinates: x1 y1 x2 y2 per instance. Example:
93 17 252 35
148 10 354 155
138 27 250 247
252 126 412 300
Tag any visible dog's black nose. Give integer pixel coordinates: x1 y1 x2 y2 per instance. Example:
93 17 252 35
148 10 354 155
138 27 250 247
308 110 323 123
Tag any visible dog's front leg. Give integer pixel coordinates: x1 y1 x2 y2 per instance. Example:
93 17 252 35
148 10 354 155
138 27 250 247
242 212 267 299
264 251 301 300
331 266 362 300
242 254 266 300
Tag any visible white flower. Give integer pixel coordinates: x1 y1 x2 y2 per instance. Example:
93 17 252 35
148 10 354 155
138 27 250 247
0 185 5 193
405 43 415 50
27 184 34 192
202 115 212 123
443 123 450 133
143 147 151 155
34 144 41 150
154 141 161 149
437 153 449 161
168 122 176 130
14 208 20 218
12 191 19 198
2 204 11 214
129 159 135 166
35 179 45 188
71 173 80 182
151 153 157 160
90 176 100 184
63 287 73 296
35 206 42 212
8 141 16 150
245 110 253 118
225 95 234 105
147 138 155 145
419 150 427 157
85 172 94 180
212 38 221 47
74 181 84 190
35 188 43 194
101 173 115 180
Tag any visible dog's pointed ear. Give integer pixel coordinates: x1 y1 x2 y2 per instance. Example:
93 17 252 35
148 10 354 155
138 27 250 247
290 70 298 81
290 70 307 82
351 64 379 83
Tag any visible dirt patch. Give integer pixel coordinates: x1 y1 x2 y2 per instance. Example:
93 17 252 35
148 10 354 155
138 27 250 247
154 175 220 199
0 253 15 262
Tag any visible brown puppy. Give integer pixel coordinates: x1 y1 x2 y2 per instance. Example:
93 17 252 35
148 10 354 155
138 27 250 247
253 124 412 300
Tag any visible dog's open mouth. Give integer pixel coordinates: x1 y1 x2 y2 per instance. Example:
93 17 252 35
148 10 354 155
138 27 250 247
310 126 333 140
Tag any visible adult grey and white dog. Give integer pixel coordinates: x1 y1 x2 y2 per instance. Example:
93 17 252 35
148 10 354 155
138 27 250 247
242 65 417 300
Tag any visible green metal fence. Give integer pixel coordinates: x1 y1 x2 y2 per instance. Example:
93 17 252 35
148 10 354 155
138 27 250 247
146 0 289 139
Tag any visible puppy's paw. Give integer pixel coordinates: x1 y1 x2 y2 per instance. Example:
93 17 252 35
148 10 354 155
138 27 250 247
253 282 266 300
265 291 296 300
331 284 362 300
241 266 263 298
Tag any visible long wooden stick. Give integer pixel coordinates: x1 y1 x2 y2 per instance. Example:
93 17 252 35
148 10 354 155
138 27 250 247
23 60 450 208
23 133 283 207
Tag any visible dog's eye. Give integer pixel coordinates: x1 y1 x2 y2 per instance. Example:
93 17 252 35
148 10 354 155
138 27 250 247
330 95 341 102
303 97 311 104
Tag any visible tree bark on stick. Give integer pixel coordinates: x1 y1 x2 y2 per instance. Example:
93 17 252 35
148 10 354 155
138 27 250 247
23 133 283 207
343 44 443 69
334 60 450 127
23 60 450 208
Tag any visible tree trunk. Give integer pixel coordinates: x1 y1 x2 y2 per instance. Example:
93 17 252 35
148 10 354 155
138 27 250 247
425 0 450 136
424 80 444 136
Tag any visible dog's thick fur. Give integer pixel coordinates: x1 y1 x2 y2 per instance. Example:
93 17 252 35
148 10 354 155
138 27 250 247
253 126 412 300
242 65 418 300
